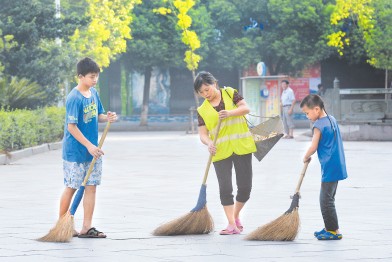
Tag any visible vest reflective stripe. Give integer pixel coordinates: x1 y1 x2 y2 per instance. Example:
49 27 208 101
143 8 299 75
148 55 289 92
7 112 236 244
197 87 256 162
216 131 253 145
210 117 245 136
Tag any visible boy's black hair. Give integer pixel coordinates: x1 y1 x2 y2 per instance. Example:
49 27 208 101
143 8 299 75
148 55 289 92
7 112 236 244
300 94 325 110
77 57 100 76
282 80 289 85
194 71 218 92
301 94 336 138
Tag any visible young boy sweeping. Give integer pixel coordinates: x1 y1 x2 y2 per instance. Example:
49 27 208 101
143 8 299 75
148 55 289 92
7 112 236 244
61 57 117 238
300 94 348 240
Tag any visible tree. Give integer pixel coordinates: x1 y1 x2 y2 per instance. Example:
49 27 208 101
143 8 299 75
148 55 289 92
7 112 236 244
155 0 205 106
365 0 392 88
328 0 392 87
121 1 181 125
68 0 142 68
327 0 373 55
198 0 257 71
252 0 333 75
0 0 84 105
0 28 16 75
199 0 333 76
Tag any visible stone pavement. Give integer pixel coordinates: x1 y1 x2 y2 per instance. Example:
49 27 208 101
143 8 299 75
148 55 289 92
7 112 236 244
1 129 391 262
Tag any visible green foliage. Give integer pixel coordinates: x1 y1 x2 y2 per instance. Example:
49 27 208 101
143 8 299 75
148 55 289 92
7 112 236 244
366 0 392 70
68 0 141 68
0 28 17 75
197 0 252 70
254 0 333 74
0 76 47 109
0 0 80 105
154 0 203 71
328 0 373 55
123 0 183 71
0 107 65 152
328 0 392 70
198 0 335 75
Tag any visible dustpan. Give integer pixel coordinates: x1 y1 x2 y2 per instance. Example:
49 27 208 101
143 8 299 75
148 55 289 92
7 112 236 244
249 115 284 161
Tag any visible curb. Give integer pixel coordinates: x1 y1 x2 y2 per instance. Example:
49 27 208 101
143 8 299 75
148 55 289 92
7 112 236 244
0 142 62 165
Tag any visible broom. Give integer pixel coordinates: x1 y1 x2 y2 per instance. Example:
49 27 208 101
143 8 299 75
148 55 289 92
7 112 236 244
153 119 222 236
245 161 309 241
38 122 111 242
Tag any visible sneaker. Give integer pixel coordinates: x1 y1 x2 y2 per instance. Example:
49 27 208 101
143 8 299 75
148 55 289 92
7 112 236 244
235 219 243 232
219 224 241 235
316 231 343 240
314 228 326 237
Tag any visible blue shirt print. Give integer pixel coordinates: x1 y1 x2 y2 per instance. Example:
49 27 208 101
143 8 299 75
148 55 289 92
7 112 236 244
62 87 104 162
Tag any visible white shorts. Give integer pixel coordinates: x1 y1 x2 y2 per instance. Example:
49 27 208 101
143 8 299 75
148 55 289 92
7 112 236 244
63 158 102 189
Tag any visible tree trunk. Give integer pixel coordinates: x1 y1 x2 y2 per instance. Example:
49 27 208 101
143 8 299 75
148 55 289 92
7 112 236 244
140 66 152 126
385 69 388 90
385 69 389 113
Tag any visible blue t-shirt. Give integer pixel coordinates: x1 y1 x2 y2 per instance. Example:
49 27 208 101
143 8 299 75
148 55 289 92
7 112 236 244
62 87 104 163
313 115 348 182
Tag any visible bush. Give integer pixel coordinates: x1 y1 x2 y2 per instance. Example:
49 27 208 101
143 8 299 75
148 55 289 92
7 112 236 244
0 76 48 109
0 106 65 152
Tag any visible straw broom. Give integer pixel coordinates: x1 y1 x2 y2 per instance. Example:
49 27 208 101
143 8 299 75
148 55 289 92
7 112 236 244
245 161 309 241
153 120 222 236
38 122 111 242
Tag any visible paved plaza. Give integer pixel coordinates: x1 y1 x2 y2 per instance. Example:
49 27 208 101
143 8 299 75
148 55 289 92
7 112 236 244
0 129 391 261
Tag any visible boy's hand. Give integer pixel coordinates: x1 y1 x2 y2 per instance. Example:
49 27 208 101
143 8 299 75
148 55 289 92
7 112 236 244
88 144 104 159
107 111 117 123
303 156 311 163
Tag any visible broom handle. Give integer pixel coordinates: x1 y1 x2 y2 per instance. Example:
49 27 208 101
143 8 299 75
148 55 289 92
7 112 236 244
295 161 310 193
202 119 222 185
81 122 111 187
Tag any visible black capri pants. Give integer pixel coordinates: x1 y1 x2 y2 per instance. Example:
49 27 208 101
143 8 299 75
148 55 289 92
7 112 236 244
213 153 253 206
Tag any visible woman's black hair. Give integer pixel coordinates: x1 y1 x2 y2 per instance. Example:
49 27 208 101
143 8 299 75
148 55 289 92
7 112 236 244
194 71 218 92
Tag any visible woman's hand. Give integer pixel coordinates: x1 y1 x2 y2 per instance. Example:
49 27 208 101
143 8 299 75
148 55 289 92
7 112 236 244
207 141 217 155
218 110 231 119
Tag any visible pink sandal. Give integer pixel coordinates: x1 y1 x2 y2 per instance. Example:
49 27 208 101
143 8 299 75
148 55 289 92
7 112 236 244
235 218 244 232
219 224 241 235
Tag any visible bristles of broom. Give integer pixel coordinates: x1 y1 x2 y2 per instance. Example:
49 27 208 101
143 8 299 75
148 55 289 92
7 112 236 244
246 163 309 241
245 208 300 241
37 211 74 242
153 206 214 236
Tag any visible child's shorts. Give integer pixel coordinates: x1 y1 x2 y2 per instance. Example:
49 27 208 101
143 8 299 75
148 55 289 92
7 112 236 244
63 158 102 189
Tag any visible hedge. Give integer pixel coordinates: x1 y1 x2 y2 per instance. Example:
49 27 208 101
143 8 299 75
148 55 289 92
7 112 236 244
0 107 65 152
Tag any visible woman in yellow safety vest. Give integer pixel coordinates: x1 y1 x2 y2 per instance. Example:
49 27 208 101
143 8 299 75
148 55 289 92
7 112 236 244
194 71 256 235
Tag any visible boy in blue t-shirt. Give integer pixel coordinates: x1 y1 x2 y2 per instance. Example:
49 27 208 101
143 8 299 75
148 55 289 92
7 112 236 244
60 57 117 238
300 94 348 240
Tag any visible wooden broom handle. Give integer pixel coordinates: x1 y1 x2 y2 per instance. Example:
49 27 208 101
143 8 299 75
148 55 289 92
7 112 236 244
81 122 111 186
202 119 222 185
295 161 310 193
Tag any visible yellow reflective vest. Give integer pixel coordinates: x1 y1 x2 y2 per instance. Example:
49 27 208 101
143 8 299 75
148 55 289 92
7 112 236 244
197 87 256 162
